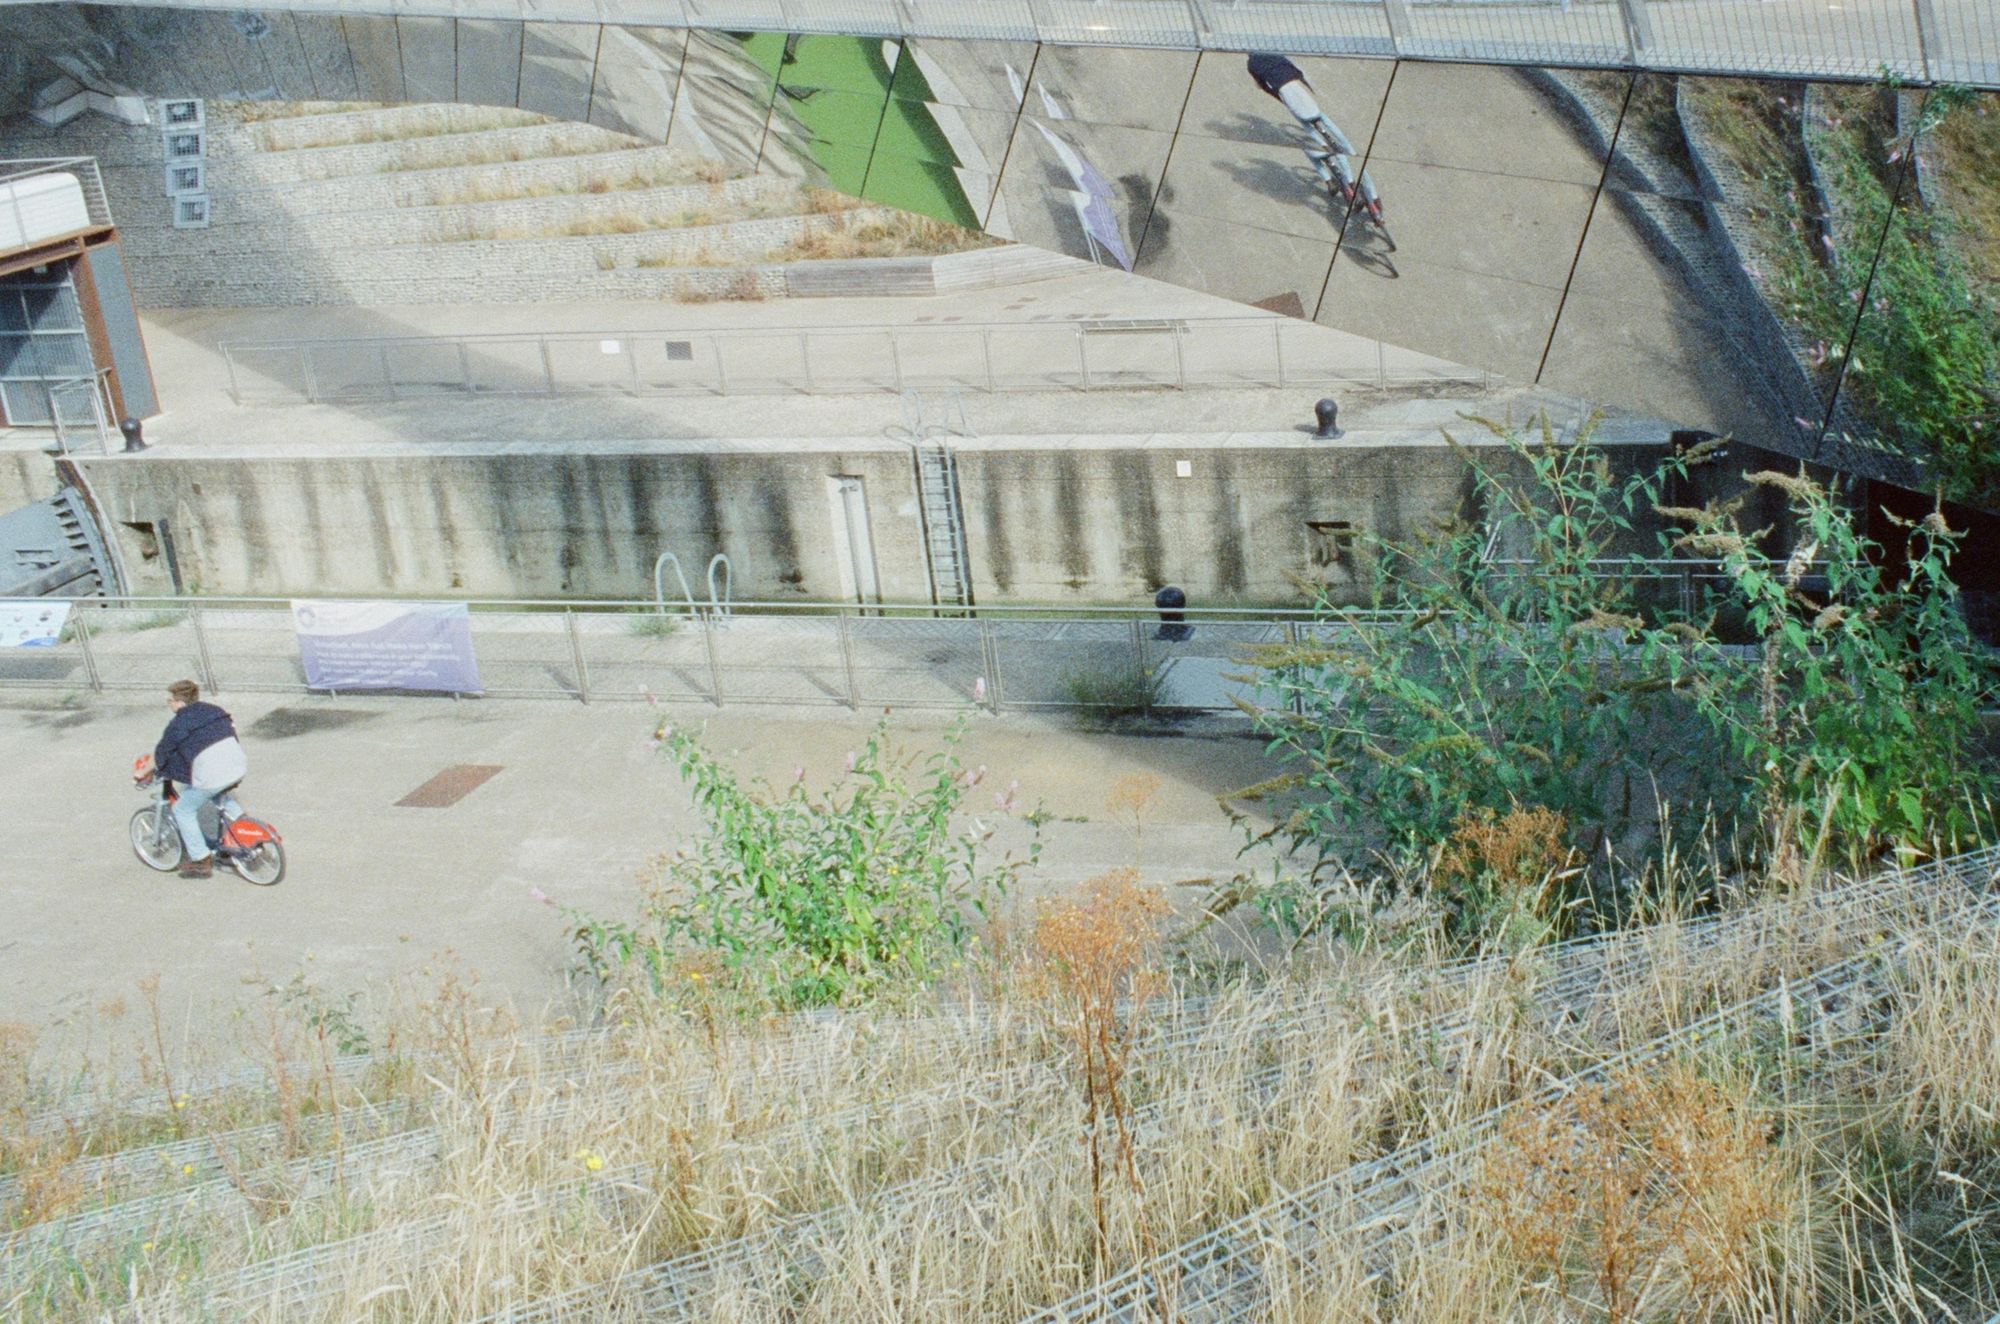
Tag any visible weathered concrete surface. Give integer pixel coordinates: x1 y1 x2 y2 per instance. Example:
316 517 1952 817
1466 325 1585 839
0 689 1292 1037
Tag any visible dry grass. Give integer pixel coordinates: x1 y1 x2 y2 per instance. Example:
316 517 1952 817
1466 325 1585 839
424 162 741 208
765 209 1001 263
1 855 1995 1322
257 105 553 152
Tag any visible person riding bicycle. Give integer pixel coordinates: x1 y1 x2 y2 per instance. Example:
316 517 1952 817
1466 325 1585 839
150 679 246 879
1245 53 1379 217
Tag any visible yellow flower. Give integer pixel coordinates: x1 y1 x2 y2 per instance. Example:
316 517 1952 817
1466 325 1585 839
180 1163 194 1176
141 1242 154 1252
574 1147 604 1172
172 1096 186 1111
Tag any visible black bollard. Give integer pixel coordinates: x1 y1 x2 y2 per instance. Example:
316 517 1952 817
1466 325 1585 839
118 417 147 453
1314 397 1342 440
1154 584 1192 643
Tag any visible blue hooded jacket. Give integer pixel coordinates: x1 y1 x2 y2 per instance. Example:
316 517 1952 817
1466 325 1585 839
155 701 237 783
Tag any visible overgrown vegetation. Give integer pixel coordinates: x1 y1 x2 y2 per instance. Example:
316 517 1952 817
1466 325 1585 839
570 720 1026 1008
1242 417 1995 929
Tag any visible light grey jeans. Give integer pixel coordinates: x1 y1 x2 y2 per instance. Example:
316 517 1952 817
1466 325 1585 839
172 783 241 861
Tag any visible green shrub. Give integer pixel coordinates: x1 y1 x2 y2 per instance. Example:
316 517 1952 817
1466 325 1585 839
571 719 1028 1008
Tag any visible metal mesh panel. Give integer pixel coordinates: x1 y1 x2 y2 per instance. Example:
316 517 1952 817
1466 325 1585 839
461 612 581 697
989 619 1142 709
1193 0 1398 56
0 621 88 688
572 613 717 704
702 615 850 705
1398 0 1630 66
79 606 205 690
1145 620 1288 710
1928 0 2000 83
197 608 305 691
1642 0 1927 79
847 615 984 707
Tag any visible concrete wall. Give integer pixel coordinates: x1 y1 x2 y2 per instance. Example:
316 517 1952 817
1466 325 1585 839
0 452 60 511
73 433 1674 606
79 444 935 602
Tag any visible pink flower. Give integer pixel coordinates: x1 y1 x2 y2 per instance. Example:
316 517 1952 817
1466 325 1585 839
844 750 857 772
994 779 1021 814
1794 416 1816 430
973 676 988 703
793 765 806 782
529 887 554 907
970 764 988 787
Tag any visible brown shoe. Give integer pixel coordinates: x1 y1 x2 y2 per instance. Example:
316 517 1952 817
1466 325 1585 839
178 855 214 879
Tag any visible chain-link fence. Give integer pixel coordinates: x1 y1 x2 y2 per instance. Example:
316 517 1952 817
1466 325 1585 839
0 598 1331 715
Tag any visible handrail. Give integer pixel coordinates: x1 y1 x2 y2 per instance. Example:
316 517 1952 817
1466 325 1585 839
651 551 694 618
706 553 733 619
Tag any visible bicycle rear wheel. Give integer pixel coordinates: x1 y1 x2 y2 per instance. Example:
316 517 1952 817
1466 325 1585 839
234 839 286 886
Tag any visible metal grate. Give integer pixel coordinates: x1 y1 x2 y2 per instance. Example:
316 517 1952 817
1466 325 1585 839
163 130 205 162
663 340 693 362
157 98 204 129
164 162 204 197
172 196 210 229
395 764 504 808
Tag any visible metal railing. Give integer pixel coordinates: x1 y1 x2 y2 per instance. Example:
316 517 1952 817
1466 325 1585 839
38 371 115 455
0 157 112 240
14 0 1994 88
218 318 1491 406
0 567 1781 711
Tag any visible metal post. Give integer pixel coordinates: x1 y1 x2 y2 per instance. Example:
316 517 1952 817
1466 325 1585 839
75 612 102 692
565 609 591 703
982 329 996 393
1272 321 1287 387
540 338 557 396
379 343 397 401
1380 0 1412 52
1286 620 1304 717
626 338 641 396
1078 330 1092 388
187 603 217 692
1170 323 1186 389
701 612 724 707
835 607 859 710
888 331 904 393
979 617 1002 713
1615 0 1654 57
1132 618 1151 717
1910 0 1941 81
714 340 730 395
224 345 243 404
458 340 474 396
301 345 320 404
800 331 816 393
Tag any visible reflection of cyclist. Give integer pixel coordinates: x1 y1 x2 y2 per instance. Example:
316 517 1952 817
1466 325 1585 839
1246 53 1380 219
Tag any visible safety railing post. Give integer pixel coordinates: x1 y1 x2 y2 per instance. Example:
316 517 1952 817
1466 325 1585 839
626 338 641 396
224 344 243 404
458 341 474 397
301 345 320 404
982 329 996 392
1077 329 1091 388
979 617 1002 713
74 612 102 692
800 331 816 393
1132 618 1151 717
836 607 859 710
1910 0 1940 81
1616 0 1654 58
888 331 905 393
1170 323 1186 389
565 609 591 703
1285 620 1304 718
187 603 217 692
379 343 396 401
540 338 557 396
701 611 724 707
1272 321 1287 387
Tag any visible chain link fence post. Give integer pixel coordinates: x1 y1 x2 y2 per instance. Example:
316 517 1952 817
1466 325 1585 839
565 609 591 703
836 607 860 710
74 611 101 692
702 611 724 707
979 616 1002 712
187 603 217 692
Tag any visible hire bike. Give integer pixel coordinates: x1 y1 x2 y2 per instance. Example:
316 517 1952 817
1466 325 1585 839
129 754 286 885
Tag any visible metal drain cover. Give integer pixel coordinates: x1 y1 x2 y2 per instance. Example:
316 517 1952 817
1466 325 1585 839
396 764 503 808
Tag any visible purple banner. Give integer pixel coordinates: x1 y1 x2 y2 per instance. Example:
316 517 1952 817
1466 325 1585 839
292 600 482 693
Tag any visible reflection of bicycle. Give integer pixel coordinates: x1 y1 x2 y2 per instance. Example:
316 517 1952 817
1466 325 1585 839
1247 53 1395 253
1304 120 1394 252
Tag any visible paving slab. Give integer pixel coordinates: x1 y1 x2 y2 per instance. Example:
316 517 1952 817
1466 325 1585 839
0 688 1294 1038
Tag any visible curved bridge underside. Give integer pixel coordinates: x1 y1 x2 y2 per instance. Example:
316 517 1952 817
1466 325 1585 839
4 5 1998 497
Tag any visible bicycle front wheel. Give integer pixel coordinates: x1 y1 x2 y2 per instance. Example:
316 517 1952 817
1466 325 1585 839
130 807 183 872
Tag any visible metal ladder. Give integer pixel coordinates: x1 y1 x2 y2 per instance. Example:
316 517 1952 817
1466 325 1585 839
903 390 973 610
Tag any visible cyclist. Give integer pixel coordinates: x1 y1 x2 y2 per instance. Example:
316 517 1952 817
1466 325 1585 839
1245 53 1380 219
150 678 246 879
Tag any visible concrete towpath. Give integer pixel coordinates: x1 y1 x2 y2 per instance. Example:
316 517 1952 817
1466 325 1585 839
0 688 1294 1038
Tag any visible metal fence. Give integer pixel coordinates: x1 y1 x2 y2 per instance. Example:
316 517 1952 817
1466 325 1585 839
0 597 1328 714
0 156 113 236
218 318 1490 406
0 568 1771 712
51 0 2000 88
